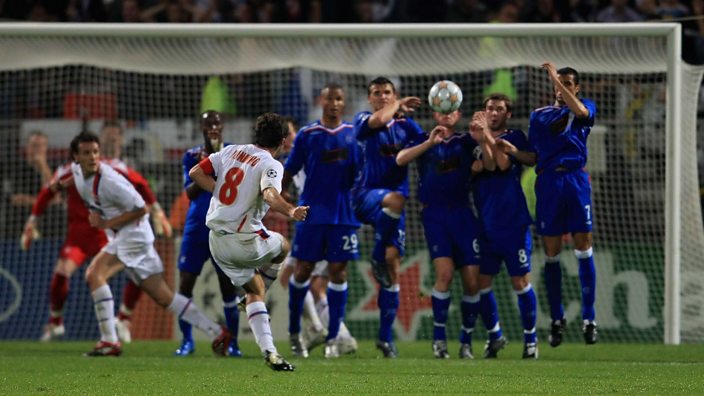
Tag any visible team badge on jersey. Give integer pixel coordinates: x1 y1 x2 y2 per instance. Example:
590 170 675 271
266 169 277 178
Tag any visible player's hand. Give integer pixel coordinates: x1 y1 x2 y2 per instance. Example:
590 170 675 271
428 126 446 145
88 211 105 229
471 159 484 174
151 207 173 238
289 205 310 221
20 217 40 251
496 139 518 155
542 62 559 83
398 96 422 114
469 111 487 141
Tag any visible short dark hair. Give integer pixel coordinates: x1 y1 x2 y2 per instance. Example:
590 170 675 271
201 110 222 128
254 112 287 149
322 82 344 94
70 131 100 155
367 76 395 95
483 93 513 113
101 120 122 132
557 67 580 85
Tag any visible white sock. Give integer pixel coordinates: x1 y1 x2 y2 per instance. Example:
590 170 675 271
92 284 117 343
303 291 324 332
168 293 221 339
337 321 352 340
316 298 330 328
246 301 276 353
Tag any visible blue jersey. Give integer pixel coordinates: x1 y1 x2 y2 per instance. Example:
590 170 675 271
284 120 361 226
182 143 231 241
528 98 597 172
408 132 477 207
472 129 533 236
353 111 423 197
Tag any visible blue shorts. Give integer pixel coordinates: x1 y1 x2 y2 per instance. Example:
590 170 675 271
535 169 593 236
480 226 532 277
177 236 213 275
353 188 406 256
292 224 360 263
421 206 480 266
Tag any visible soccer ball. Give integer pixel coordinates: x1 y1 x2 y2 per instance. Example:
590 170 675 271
428 80 463 114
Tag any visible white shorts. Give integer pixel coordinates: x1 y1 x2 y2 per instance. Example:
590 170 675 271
209 230 284 287
103 238 163 283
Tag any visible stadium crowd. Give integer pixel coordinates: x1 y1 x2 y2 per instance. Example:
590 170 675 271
1 0 703 63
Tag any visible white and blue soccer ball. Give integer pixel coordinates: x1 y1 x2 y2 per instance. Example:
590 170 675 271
428 80 463 114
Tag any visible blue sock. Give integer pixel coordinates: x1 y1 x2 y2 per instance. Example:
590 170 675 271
288 276 310 335
544 258 564 321
431 289 451 341
460 293 480 344
222 294 240 341
516 283 538 344
479 288 503 341
576 248 596 321
327 282 348 340
373 209 400 263
378 285 399 343
178 319 192 342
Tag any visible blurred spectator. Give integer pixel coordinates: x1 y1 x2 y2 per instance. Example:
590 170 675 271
683 0 704 64
490 1 521 23
66 0 108 22
528 0 561 22
142 0 195 22
595 0 643 22
556 0 596 22
655 0 689 20
446 0 488 23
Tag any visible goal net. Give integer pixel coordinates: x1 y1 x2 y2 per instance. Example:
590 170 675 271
0 24 701 344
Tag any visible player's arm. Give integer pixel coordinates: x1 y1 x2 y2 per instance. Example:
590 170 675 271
189 158 216 193
396 127 444 166
121 166 172 237
368 96 422 129
89 206 148 230
543 62 589 119
262 187 309 221
470 111 496 171
495 139 537 166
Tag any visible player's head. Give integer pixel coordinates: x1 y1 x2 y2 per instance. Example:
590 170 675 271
432 110 461 129
367 77 396 111
100 121 123 159
555 67 580 105
25 130 48 161
320 83 345 121
201 110 224 152
482 93 512 131
254 112 288 154
282 116 298 154
70 131 101 176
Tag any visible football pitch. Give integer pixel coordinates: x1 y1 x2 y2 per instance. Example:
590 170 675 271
1 341 703 394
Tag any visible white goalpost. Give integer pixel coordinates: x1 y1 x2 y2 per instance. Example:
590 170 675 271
0 23 700 345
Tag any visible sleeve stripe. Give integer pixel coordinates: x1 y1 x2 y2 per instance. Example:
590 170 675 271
198 157 214 175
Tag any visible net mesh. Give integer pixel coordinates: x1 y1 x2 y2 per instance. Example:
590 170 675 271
0 26 701 344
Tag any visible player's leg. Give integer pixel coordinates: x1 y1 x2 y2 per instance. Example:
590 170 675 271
41 250 82 341
536 172 568 347
459 266 481 359
116 280 141 344
288 223 322 358
279 254 296 289
569 170 597 344
301 269 328 352
476 243 506 359
322 226 358 358
214 264 243 357
84 250 124 356
376 211 405 358
173 238 209 356
430 257 454 359
504 227 538 358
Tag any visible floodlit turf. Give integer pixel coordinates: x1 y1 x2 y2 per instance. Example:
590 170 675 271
1 341 702 394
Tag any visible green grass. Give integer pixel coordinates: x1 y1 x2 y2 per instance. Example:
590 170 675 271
1 341 702 394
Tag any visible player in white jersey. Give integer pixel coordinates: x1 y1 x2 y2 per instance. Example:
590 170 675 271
69 131 230 357
189 112 308 372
